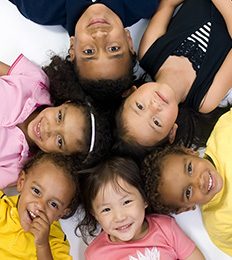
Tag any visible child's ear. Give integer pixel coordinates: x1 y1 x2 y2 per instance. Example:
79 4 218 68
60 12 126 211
125 29 135 55
175 205 196 215
168 123 178 144
69 36 75 61
121 85 137 98
185 147 200 157
55 208 71 221
17 170 26 193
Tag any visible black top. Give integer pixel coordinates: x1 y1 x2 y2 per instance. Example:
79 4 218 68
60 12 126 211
140 0 232 110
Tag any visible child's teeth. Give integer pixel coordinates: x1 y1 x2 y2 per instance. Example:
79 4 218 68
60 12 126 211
29 211 36 219
208 174 212 191
37 122 41 137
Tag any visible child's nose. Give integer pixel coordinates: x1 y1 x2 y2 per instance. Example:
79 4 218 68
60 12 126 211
149 99 161 112
113 211 126 223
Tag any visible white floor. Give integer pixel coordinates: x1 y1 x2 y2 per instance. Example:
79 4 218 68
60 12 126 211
0 1 231 259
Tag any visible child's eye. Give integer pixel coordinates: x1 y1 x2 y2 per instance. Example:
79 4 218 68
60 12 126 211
123 200 132 205
58 110 62 122
186 187 191 199
84 49 95 55
153 119 161 127
33 188 40 195
109 46 120 52
102 208 111 213
136 103 144 110
58 136 63 148
188 162 192 175
50 201 58 209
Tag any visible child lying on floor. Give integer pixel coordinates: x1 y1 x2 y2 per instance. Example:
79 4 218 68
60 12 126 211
141 109 232 256
0 151 80 260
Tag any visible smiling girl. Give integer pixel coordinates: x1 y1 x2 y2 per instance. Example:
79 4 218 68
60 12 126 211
0 54 112 189
77 156 205 260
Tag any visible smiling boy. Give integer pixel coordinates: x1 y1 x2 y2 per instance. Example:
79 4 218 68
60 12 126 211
141 109 232 256
0 152 79 260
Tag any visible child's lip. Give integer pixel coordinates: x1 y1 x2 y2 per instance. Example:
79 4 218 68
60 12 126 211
27 209 37 222
116 223 132 231
156 91 168 104
207 172 215 193
34 120 42 140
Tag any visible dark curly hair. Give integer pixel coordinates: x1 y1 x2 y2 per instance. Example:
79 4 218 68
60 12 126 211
75 52 137 101
76 156 149 244
22 151 82 219
43 55 113 168
140 144 191 215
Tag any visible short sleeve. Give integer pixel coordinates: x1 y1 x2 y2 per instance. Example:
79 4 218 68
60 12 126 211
49 221 73 260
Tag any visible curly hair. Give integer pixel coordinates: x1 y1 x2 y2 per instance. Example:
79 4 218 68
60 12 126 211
43 55 113 168
140 144 190 215
76 156 149 244
75 52 137 101
22 151 81 218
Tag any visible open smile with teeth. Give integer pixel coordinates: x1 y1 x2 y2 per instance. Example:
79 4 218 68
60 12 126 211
116 223 132 231
28 210 37 221
37 122 41 139
208 173 213 192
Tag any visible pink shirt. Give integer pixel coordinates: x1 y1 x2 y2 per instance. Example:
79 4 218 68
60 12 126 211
0 54 51 189
85 214 195 260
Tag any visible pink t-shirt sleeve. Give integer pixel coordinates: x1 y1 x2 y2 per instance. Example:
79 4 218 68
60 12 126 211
0 54 51 126
169 217 196 259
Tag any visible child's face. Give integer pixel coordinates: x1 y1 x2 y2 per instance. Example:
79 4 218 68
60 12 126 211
92 177 148 243
28 103 85 154
70 4 134 80
158 149 223 210
122 82 178 146
17 160 75 232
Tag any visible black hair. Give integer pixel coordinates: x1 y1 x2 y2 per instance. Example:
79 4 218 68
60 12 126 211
113 75 231 162
22 151 81 218
43 55 113 168
140 144 190 215
75 52 137 101
76 156 149 244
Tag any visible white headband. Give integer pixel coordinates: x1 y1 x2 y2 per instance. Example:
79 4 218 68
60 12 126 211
89 113 95 153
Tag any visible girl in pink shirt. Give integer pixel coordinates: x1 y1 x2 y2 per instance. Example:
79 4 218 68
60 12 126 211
0 54 112 189
77 156 205 260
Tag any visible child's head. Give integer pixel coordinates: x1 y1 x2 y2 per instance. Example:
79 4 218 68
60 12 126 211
68 4 137 99
42 55 113 167
78 156 149 244
141 145 223 215
28 100 112 167
16 151 80 232
114 82 178 159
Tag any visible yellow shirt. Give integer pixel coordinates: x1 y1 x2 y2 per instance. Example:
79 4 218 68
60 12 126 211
201 109 232 256
0 190 72 259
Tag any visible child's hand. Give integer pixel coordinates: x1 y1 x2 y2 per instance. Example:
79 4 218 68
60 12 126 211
29 210 50 247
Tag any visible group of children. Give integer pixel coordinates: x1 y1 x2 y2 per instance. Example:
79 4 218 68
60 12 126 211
1 0 232 259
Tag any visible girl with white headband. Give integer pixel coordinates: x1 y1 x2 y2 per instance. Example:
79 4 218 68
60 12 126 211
0 54 112 189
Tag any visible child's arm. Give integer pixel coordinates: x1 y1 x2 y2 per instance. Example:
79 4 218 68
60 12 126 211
29 210 54 260
138 0 184 60
199 49 232 113
184 246 205 260
211 0 232 39
0 61 10 76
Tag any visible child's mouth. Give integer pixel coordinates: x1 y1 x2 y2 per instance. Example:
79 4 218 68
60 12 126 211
207 173 213 192
27 210 37 221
